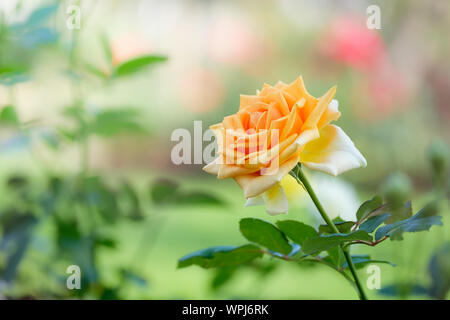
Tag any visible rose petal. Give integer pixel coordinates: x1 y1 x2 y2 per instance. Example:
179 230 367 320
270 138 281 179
203 157 221 175
301 124 367 176
234 155 299 198
245 183 289 215
317 99 341 129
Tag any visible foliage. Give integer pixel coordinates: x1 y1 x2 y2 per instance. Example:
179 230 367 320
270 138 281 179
178 166 444 297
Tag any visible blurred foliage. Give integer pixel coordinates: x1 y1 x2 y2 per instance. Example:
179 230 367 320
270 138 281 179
0 2 220 300
0 1 449 300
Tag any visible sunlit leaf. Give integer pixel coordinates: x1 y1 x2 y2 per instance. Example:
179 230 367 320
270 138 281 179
0 105 19 126
90 108 147 136
302 231 372 255
276 220 317 246
240 218 292 255
113 55 167 77
356 196 383 221
319 221 355 234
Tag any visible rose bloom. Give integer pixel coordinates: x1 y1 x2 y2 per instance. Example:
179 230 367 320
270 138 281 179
203 76 366 215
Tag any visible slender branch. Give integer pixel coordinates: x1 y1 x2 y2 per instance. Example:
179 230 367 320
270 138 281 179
260 249 355 287
294 165 368 300
345 236 388 248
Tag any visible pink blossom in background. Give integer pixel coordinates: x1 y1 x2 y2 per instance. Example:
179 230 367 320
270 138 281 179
208 17 271 68
110 34 151 66
321 17 386 71
367 62 409 114
351 62 410 121
178 68 225 114
319 16 411 120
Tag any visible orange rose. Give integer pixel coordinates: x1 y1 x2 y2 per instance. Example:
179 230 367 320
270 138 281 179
203 76 366 215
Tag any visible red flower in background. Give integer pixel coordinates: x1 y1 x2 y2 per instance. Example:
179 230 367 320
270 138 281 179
321 17 386 71
320 16 411 120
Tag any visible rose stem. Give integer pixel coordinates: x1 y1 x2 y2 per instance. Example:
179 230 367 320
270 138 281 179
295 166 368 300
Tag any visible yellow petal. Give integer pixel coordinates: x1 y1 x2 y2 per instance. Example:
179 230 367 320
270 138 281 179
280 174 304 200
300 124 367 176
234 154 299 198
245 183 289 215
317 99 341 129
302 86 336 131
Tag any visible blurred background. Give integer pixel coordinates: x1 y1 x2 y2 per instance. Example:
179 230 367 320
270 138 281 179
0 0 449 299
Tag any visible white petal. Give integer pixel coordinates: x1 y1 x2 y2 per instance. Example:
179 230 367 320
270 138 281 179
263 184 289 215
295 128 319 147
244 183 289 215
234 154 299 198
301 124 367 176
245 195 265 207
203 157 220 175
329 99 339 112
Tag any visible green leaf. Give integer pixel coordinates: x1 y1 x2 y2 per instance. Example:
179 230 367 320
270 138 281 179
319 221 355 234
356 196 383 221
240 218 292 255
178 245 262 269
325 246 345 267
90 108 147 136
386 200 413 224
113 55 167 77
302 230 372 255
342 255 395 269
0 105 19 126
375 203 442 241
359 213 390 233
275 220 317 246
210 267 237 291
150 179 179 205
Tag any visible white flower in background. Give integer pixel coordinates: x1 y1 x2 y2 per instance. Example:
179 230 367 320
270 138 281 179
278 172 360 225
305 174 360 225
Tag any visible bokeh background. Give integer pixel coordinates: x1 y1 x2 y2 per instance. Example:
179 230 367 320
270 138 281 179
0 0 449 299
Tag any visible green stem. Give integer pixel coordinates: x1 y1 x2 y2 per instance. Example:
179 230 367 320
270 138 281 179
295 166 368 300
